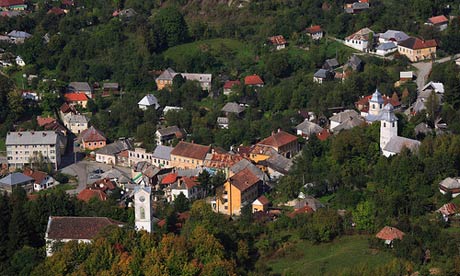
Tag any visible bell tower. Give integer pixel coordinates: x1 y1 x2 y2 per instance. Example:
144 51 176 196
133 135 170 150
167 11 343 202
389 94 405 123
134 186 153 233
380 103 398 150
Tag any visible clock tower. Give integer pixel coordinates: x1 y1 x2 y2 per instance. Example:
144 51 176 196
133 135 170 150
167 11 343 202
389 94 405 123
134 185 153 233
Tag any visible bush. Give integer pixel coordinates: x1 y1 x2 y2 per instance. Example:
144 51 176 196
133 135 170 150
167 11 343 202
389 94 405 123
54 172 69 184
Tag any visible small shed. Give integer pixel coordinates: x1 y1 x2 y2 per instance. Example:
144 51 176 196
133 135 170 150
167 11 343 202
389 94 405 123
375 226 405 246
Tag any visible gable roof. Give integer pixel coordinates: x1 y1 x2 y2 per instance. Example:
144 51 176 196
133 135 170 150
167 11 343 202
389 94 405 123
96 139 133 156
324 58 339 68
68 82 91 92
23 168 48 184
329 109 360 123
161 173 178 185
228 167 260 192
46 216 123 240
314 69 334 79
259 153 293 174
376 226 405 241
379 30 409 42
80 126 106 143
244 75 264 86
376 42 397 51
152 145 173 160
316 129 331 141
346 28 373 41
439 177 460 190
204 152 244 169
64 93 88 102
288 205 314 218
305 25 322 34
77 189 107 202
156 68 177 81
8 30 31 38
157 125 183 137
221 102 245 114
0 172 33 186
437 203 457 216
138 94 159 108
170 141 211 160
422 81 444 93
66 114 89 124
37 116 56 127
258 130 297 149
428 15 448 25
253 195 270 206
383 136 420 154
223 80 241 89
268 35 287 45
398 37 437 50
229 159 268 181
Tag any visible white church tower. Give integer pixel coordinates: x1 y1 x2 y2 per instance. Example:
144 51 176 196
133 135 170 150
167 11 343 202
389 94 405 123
134 185 154 233
369 89 385 116
379 103 398 150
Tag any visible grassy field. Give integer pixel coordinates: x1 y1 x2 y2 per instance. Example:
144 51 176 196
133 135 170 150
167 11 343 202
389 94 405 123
163 38 254 66
266 235 393 276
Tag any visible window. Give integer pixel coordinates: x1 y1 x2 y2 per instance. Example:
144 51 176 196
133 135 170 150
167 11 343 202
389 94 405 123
140 207 145 219
392 122 395 127
372 104 375 109
383 122 386 127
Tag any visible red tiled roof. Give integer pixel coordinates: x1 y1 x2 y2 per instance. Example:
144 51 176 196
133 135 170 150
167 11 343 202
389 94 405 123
80 126 106 143
0 0 24 7
355 94 401 109
269 35 287 45
23 168 47 184
64 93 88 102
375 226 405 241
437 203 457 216
229 168 260 192
46 216 124 240
224 80 241 89
255 195 270 205
399 37 437 50
77 189 107 202
204 153 244 169
161 173 178 185
305 25 322 34
170 141 211 160
47 7 65 15
60 102 76 114
258 130 297 148
428 15 448 25
37 116 56 127
91 178 116 191
316 129 331 141
288 205 314 218
244 75 264 86
182 176 199 189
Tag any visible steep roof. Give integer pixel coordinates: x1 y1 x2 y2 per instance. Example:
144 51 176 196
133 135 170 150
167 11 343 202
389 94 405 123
223 80 241 89
428 15 448 25
370 89 385 104
379 30 409 42
170 141 211 160
0 172 33 186
77 189 107 202
46 216 124 240
228 168 260 192
439 177 460 190
296 120 323 136
64 93 88 102
379 104 398 122
23 168 48 184
422 81 444 93
437 203 457 216
221 102 245 114
398 37 437 50
376 226 405 241
138 94 159 108
96 139 133 156
244 74 264 86
80 126 106 143
258 130 297 148
37 116 56 127
253 195 270 206
305 25 322 34
346 28 373 41
156 68 177 81
268 35 287 45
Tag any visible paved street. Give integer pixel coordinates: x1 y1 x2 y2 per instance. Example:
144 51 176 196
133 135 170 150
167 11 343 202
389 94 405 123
412 54 460 91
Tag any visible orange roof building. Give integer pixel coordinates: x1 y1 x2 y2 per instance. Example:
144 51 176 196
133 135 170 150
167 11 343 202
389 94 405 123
268 35 287 50
376 226 405 245
257 130 299 158
244 75 264 87
305 25 324 40
79 126 107 151
170 141 211 169
398 37 437 62
427 15 448 26
64 93 89 108
77 188 107 202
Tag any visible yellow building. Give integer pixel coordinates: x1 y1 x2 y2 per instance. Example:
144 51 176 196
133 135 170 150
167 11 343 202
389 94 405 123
216 168 261 216
252 195 270 213
170 141 211 169
397 37 437 62
255 130 299 159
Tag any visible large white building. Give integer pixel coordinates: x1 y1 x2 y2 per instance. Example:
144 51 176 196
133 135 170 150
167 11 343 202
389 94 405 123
6 131 66 169
134 185 154 233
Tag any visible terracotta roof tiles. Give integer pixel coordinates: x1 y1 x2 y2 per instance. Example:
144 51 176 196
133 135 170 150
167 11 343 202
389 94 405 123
171 141 211 160
399 37 437 50
161 173 178 185
305 25 323 34
64 93 89 102
269 35 287 45
224 80 241 89
46 216 124 240
375 226 405 241
80 126 106 143
77 189 107 202
428 15 448 25
228 168 260 192
244 75 264 86
258 130 297 148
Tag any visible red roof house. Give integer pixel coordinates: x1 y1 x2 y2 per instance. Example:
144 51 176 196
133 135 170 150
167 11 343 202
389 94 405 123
64 93 89 108
223 80 241 94
268 35 287 50
376 226 405 245
427 15 448 26
244 75 264 87
257 130 299 158
77 188 107 202
79 126 107 151
161 173 178 185
37 116 56 127
0 0 25 8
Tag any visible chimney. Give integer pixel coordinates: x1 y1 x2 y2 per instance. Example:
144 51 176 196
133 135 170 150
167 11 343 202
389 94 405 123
277 128 281 133
31 131 34 135
42 132 46 137
18 133 22 136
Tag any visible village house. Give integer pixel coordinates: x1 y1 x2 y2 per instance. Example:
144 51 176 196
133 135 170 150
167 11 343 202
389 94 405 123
375 42 397 56
78 126 107 151
256 130 299 158
295 119 323 139
155 125 184 145
437 202 458 222
426 15 449 31
345 28 374 52
37 116 56 127
0 172 33 193
216 167 262 216
95 138 134 165
6 131 66 170
252 195 270 213
165 176 205 202
68 82 93 99
244 74 264 87
377 30 409 45
102 82 119 97
268 35 287 50
138 94 160 110
413 81 444 114
64 93 89 108
204 151 244 171
397 37 437 62
59 102 77 118
77 188 108 202
221 102 245 117
23 167 58 191
439 177 460 198
344 1 369 14
258 153 293 179
155 68 212 91
313 69 335 84
305 25 323 40
329 109 362 131
151 145 173 168
375 226 405 246
8 30 31 44
63 113 89 134
223 80 241 95
170 141 211 169
0 0 27 11
344 55 364 72
45 216 124 256
322 58 339 70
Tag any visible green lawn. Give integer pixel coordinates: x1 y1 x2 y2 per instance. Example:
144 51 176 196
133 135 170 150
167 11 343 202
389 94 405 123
266 235 393 276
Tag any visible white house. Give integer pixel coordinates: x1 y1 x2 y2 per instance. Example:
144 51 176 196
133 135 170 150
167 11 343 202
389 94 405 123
329 109 361 130
166 176 204 202
378 30 409 45
15 56 25 66
345 28 374 52
439 177 460 198
23 168 58 191
375 42 397 56
138 94 160 110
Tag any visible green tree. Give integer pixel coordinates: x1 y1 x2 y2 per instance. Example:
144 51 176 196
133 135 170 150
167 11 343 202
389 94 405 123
153 7 188 49
352 200 376 232
173 192 190 213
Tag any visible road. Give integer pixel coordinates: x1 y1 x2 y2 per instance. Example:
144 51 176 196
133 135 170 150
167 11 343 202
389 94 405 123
412 54 460 91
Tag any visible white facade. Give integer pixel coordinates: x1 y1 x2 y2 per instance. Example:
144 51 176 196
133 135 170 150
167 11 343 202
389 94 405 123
134 186 153 233
345 39 369 51
34 176 58 191
380 110 398 151
128 148 154 166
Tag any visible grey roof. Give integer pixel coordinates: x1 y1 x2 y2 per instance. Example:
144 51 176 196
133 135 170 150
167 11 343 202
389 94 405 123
119 8 137 17
0 172 33 186
296 120 323 136
138 94 160 109
414 123 432 135
66 114 89 124
440 177 460 190
157 125 181 137
329 109 360 123
333 116 365 132
156 68 176 81
422 81 444 94
152 145 173 161
103 83 119 89
293 196 325 211
376 42 397 51
413 98 426 113
383 136 421 154
6 131 59 145
229 159 268 182
177 168 203 178
379 104 398 122
221 102 245 114
314 69 334 79
8 30 31 39
100 168 132 184
352 2 369 9
324 58 339 68
96 139 134 156
379 30 409 42
68 82 92 92
217 117 229 124
346 55 363 70
181 73 212 83
260 153 293 175
134 185 152 194
370 89 385 104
